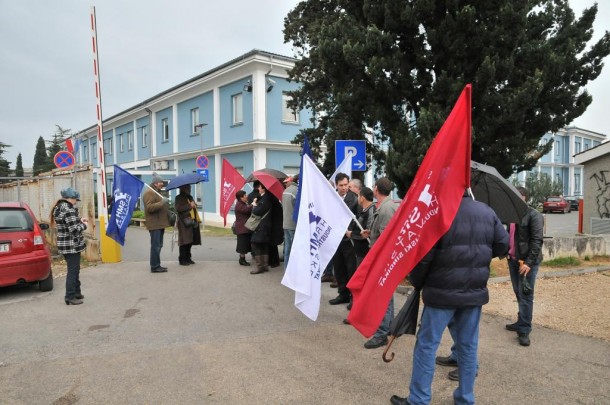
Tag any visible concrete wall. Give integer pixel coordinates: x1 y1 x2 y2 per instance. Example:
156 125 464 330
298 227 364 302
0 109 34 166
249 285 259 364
581 153 610 233
542 235 608 259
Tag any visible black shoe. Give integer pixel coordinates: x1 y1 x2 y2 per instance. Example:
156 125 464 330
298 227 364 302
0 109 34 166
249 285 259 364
151 266 168 273
239 257 251 266
505 322 519 332
435 355 458 367
75 293 84 300
187 259 195 265
448 368 478 381
518 333 530 346
390 395 411 405
364 335 388 349
329 295 350 305
321 274 334 283
342 318 351 325
179 261 190 266
65 298 83 305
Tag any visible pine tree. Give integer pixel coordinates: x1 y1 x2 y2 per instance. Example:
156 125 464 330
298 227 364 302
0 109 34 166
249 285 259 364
15 153 24 177
284 0 610 196
44 125 72 172
33 136 49 176
0 141 11 181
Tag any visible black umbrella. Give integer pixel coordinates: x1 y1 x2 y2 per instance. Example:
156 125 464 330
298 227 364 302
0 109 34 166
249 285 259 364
245 168 288 182
165 172 205 191
470 160 528 224
382 288 421 363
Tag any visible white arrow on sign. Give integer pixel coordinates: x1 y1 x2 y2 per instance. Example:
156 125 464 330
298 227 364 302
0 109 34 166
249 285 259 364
354 160 364 169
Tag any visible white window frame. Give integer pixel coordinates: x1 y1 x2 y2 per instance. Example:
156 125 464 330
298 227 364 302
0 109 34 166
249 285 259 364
555 140 560 156
191 108 200 134
119 133 125 153
141 126 148 148
282 93 299 124
105 138 113 155
83 144 88 162
128 130 134 151
232 93 243 125
162 118 169 143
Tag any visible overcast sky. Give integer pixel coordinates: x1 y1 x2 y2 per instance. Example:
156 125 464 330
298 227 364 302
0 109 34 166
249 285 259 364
1 0 608 168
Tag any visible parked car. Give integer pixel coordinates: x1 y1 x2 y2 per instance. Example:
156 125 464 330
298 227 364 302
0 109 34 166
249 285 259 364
542 196 571 214
564 196 581 211
0 202 53 291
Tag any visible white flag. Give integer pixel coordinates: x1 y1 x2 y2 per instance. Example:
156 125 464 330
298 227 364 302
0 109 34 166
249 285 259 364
329 151 353 187
281 155 355 320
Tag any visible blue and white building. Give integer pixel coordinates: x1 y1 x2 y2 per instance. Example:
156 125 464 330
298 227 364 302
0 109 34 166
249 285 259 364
513 126 607 197
75 50 313 223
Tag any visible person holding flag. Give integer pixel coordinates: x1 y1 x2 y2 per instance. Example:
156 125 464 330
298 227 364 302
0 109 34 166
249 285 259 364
390 191 508 405
106 165 145 247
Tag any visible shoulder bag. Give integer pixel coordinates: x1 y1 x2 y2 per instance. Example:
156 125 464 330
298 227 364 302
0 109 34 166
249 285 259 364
245 211 269 232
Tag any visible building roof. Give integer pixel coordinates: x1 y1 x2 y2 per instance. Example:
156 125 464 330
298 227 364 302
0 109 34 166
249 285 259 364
573 140 610 164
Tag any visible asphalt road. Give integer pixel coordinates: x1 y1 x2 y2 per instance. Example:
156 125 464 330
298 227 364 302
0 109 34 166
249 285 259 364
1 226 608 404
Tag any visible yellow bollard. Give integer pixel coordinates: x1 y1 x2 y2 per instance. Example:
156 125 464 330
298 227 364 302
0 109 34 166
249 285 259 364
99 216 122 263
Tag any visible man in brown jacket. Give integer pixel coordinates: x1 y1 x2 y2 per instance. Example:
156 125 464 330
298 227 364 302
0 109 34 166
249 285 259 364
143 173 170 272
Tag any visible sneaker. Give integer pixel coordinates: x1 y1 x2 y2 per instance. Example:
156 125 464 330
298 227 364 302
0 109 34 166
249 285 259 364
364 335 388 349
435 355 458 367
329 295 350 305
505 322 519 332
390 395 411 405
518 333 530 346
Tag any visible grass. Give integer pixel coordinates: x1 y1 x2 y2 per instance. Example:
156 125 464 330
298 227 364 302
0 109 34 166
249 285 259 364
542 256 581 267
201 225 233 236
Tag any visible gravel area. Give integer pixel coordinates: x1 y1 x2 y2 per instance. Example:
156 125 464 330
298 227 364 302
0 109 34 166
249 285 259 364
485 270 610 342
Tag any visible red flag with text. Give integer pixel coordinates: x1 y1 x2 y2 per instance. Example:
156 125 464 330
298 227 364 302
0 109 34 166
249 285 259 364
347 84 472 337
220 159 246 226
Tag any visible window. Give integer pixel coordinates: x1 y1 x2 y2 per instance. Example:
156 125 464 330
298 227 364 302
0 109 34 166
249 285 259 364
105 138 113 155
119 133 124 152
555 140 560 156
574 173 581 194
162 118 169 142
126 131 133 151
141 126 148 148
232 93 243 125
282 93 299 123
191 108 199 134
83 144 88 162
575 141 581 153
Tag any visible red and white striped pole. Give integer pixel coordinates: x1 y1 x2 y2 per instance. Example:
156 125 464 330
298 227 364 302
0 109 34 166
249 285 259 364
90 6 120 262
90 6 106 223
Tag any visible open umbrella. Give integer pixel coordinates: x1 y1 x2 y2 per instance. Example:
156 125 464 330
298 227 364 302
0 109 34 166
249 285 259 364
245 168 287 182
166 172 205 191
249 170 285 201
383 288 420 363
470 160 528 224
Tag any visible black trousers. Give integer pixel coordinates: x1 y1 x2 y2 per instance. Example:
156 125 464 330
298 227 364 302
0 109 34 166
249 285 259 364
179 244 192 263
332 239 356 298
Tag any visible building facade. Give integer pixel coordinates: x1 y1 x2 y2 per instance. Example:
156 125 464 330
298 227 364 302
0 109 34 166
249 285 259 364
514 126 607 197
74 50 312 223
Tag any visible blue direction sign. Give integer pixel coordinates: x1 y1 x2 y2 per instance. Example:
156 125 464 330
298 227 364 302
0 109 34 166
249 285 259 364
335 140 366 171
196 155 209 169
54 151 75 169
196 168 209 182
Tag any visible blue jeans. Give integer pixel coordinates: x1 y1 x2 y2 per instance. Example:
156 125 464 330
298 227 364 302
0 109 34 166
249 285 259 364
508 259 539 334
447 319 479 371
283 229 295 269
409 306 481 405
373 296 394 339
149 229 165 270
64 252 81 299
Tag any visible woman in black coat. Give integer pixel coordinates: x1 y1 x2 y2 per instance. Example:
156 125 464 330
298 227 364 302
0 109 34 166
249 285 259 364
234 190 253 266
249 182 283 274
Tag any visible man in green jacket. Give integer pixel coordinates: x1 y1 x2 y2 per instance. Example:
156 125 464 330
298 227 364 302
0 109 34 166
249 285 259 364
143 173 170 273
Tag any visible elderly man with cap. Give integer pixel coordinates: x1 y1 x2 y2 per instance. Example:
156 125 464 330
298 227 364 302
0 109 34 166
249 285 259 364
282 174 298 269
143 172 171 273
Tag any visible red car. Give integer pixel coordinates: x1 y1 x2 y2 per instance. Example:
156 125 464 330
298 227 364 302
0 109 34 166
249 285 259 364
542 196 571 214
0 202 53 291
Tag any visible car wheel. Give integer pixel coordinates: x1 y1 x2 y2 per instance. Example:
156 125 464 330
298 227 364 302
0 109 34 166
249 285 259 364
39 270 53 292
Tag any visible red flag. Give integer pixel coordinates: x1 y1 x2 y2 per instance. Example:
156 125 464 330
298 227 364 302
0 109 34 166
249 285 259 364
347 84 472 337
66 138 74 154
220 159 246 226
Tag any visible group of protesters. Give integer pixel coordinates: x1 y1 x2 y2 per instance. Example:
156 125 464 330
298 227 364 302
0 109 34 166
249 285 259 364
134 170 543 405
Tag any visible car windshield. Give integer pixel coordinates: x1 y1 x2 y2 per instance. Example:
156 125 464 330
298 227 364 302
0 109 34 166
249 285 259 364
0 208 34 231
547 197 562 202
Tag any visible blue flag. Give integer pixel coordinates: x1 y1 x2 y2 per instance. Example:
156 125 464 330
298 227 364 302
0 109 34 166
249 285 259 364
292 134 313 223
106 165 145 246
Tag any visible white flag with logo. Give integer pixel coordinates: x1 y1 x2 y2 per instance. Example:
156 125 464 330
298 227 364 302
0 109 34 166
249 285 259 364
329 151 353 187
281 155 354 321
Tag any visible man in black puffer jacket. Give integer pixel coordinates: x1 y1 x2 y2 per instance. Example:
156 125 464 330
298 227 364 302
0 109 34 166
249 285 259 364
391 194 508 405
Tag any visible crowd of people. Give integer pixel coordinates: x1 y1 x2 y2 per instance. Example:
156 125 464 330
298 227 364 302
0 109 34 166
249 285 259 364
51 169 543 405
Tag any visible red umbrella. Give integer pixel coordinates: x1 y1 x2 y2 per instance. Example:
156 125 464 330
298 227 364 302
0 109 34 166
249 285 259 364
251 170 284 200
